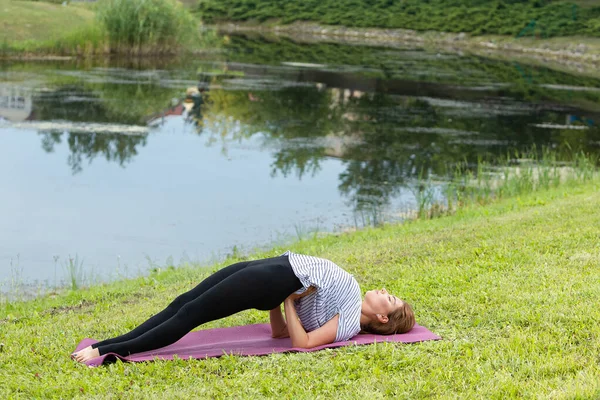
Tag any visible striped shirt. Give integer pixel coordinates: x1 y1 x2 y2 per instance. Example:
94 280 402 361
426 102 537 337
282 251 362 342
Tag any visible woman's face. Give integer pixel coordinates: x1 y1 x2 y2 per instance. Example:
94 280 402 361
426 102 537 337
364 288 403 317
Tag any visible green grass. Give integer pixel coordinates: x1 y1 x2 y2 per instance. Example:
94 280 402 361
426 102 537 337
2 177 600 397
1 0 199 55
6 24 110 56
0 0 95 43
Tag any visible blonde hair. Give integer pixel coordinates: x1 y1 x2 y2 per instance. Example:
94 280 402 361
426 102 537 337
360 301 415 335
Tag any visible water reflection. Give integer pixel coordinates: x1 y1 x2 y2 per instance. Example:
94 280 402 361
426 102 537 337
191 79 600 217
2 43 599 211
39 131 147 174
2 58 600 170
2 37 600 291
0 84 33 122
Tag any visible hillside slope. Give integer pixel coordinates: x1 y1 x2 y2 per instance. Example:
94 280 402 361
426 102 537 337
197 0 600 38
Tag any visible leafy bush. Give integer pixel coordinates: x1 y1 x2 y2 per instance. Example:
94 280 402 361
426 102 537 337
197 0 600 37
97 0 196 54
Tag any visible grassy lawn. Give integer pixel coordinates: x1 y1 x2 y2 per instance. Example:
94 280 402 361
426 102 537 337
1 180 600 398
0 0 95 43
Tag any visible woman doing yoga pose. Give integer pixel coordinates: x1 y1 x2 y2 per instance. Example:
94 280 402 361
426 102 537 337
73 251 415 363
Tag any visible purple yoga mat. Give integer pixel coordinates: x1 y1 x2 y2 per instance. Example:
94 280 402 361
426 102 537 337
74 323 440 367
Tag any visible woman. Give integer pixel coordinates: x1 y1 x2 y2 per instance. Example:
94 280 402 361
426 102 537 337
73 251 415 363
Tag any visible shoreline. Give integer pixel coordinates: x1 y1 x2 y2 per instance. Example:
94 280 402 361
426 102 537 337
4 22 600 79
3 170 599 304
213 22 600 78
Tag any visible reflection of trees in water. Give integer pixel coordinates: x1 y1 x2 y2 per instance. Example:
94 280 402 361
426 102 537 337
338 92 600 218
338 161 407 225
32 81 179 173
28 59 600 217
198 80 600 222
39 131 147 174
198 85 338 176
34 83 182 125
271 146 326 179
223 35 600 106
33 85 108 123
337 94 424 221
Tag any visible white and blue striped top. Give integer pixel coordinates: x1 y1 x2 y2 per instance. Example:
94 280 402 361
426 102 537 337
282 251 362 342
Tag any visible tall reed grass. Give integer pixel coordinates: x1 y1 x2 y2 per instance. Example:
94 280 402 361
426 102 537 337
97 0 196 54
419 147 599 220
64 255 85 291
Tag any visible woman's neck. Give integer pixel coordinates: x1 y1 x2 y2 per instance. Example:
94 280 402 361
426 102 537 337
359 311 373 326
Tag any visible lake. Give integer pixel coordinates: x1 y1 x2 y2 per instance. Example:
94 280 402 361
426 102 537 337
1 34 599 296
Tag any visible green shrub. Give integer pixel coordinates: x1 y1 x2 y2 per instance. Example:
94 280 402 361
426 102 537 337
97 0 196 54
197 0 600 38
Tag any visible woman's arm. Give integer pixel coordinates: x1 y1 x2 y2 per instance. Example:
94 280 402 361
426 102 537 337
269 286 316 339
270 286 317 339
269 305 289 338
283 297 338 348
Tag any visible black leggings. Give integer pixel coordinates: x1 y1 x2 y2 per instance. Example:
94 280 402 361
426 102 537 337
92 256 302 356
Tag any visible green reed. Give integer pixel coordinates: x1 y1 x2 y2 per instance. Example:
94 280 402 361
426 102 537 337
415 147 599 220
413 168 437 220
64 255 85 291
474 148 594 203
96 0 196 54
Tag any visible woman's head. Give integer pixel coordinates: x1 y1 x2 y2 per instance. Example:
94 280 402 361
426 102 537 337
360 288 415 335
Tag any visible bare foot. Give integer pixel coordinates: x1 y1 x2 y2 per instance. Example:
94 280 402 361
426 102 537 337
71 345 92 359
74 346 100 363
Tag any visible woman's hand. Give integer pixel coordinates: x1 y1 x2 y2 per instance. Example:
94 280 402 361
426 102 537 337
269 305 288 338
283 296 338 348
271 287 316 338
287 286 316 301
